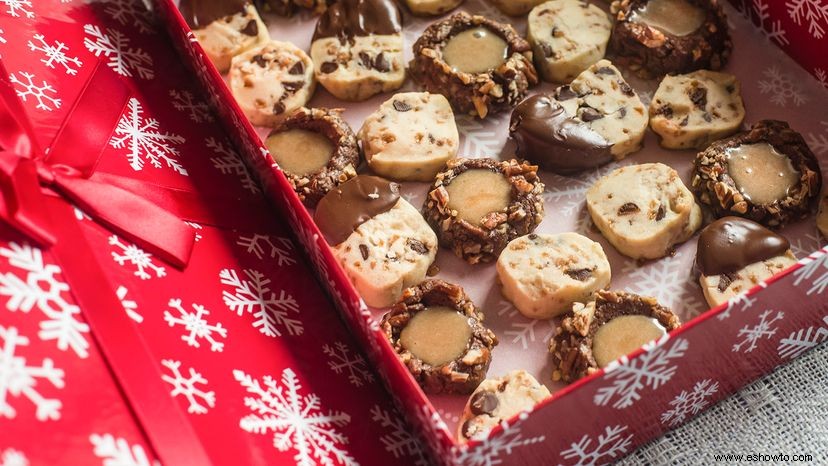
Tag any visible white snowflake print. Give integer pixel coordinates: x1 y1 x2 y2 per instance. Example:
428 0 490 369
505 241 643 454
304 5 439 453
660 379 719 427
0 325 65 421
220 268 302 337
90 433 159 466
453 413 545 466
237 234 295 265
788 230 825 258
621 251 705 318
0 448 28 466
27 34 82 76
83 24 153 79
0 242 90 358
456 115 506 156
815 68 828 89
778 315 828 360
716 293 757 321
109 235 167 280
160 359 215 414
757 66 808 107
8 72 61 112
0 0 33 18
543 164 619 218
117 285 142 323
739 0 789 45
233 368 357 466
206 137 260 194
732 309 785 353
792 248 828 295
169 89 213 123
594 336 689 409
185 221 203 242
496 300 554 350
163 298 228 352
102 0 156 34
322 341 374 387
558 425 633 466
806 121 828 157
110 98 187 175
370 405 429 466
787 0 828 38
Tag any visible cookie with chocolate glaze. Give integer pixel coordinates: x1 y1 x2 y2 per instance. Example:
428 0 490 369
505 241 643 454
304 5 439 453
404 0 464 16
255 0 332 16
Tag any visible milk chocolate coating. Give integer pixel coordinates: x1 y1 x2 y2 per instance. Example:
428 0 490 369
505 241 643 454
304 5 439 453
313 0 402 41
696 216 790 276
510 94 612 175
314 175 401 245
179 0 249 29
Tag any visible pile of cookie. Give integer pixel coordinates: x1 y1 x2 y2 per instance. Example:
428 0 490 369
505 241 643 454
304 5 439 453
180 0 827 443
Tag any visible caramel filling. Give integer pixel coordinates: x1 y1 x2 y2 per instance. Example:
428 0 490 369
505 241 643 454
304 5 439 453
446 169 512 225
442 27 508 74
727 143 799 205
267 129 334 177
399 306 472 366
630 0 706 37
592 315 667 368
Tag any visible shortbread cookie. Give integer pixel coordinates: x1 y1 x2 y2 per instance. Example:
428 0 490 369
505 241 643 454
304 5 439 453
527 0 612 83
610 0 732 77
696 217 796 308
458 370 550 442
586 163 702 260
487 0 547 16
360 92 459 182
411 12 538 118
381 280 498 394
650 70 745 149
549 290 681 382
311 0 405 101
497 233 611 319
692 120 823 228
180 0 269 73
819 194 828 238
266 107 359 207
315 176 437 308
405 0 464 16
229 40 315 127
423 158 545 265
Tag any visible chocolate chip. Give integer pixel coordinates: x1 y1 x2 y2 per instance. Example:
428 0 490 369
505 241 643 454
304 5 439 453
251 55 267 67
680 116 689 126
702 112 712 122
596 66 615 75
618 202 640 215
359 244 369 260
656 105 673 119
580 107 603 122
240 19 258 36
288 61 304 75
283 81 302 93
320 61 338 74
656 205 666 221
528 233 538 240
565 268 592 281
619 81 634 97
406 238 428 254
470 391 499 416
540 43 554 58
273 102 285 114
726 84 735 94
462 420 476 438
557 86 577 101
618 107 627 118
689 87 708 109
717 272 736 292
359 51 372 69
393 100 412 112
373 53 390 72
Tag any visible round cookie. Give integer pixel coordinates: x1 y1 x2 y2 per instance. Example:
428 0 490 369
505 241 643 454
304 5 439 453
497 233 611 319
549 290 681 382
649 70 745 150
696 217 796 309
229 40 315 127
691 120 823 228
609 0 732 78
314 176 438 308
457 370 550 442
359 92 459 182
410 12 539 119
404 0 464 16
311 0 405 101
381 280 498 394
266 107 359 207
423 158 545 265
527 0 612 83
819 193 828 239
487 0 547 16
180 0 269 73
586 163 702 260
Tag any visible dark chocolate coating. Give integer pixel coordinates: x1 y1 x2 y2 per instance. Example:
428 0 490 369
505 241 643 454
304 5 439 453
696 216 790 276
179 0 249 29
313 0 402 41
314 175 400 245
510 94 613 175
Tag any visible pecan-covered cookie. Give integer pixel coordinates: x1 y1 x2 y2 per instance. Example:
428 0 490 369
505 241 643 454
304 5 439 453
381 280 498 394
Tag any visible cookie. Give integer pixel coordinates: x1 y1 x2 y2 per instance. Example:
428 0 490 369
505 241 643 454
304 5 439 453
311 0 405 101
314 176 438 308
487 0 547 16
819 193 828 238
229 40 316 127
381 280 498 394
410 12 538 119
692 120 823 228
650 70 745 149
404 0 464 16
527 0 612 83
266 107 359 207
423 158 545 265
497 233 611 319
359 92 459 182
696 217 796 308
549 290 681 382
586 163 702 260
256 0 332 16
609 0 732 78
180 0 269 73
457 370 550 442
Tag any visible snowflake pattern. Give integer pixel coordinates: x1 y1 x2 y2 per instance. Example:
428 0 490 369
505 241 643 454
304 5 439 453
160 359 215 414
660 379 719 427
786 0 828 38
815 68 828 89
206 137 259 193
170 89 213 123
220 268 302 337
757 66 808 107
234 368 357 466
322 341 374 387
90 434 159 466
559 425 633 466
806 121 828 156
27 34 82 75
453 414 546 466
496 300 555 350
0 325 65 421
0 0 33 18
83 24 153 79
543 164 619 218
117 285 142 323
8 72 61 112
370 405 429 466
792 249 828 295
739 0 789 45
621 251 705 318
594 337 689 409
163 299 228 352
237 234 295 265
0 448 28 466
732 309 785 353
110 98 187 175
102 0 156 34
456 115 506 156
778 315 828 360
716 293 757 321
108 235 167 280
